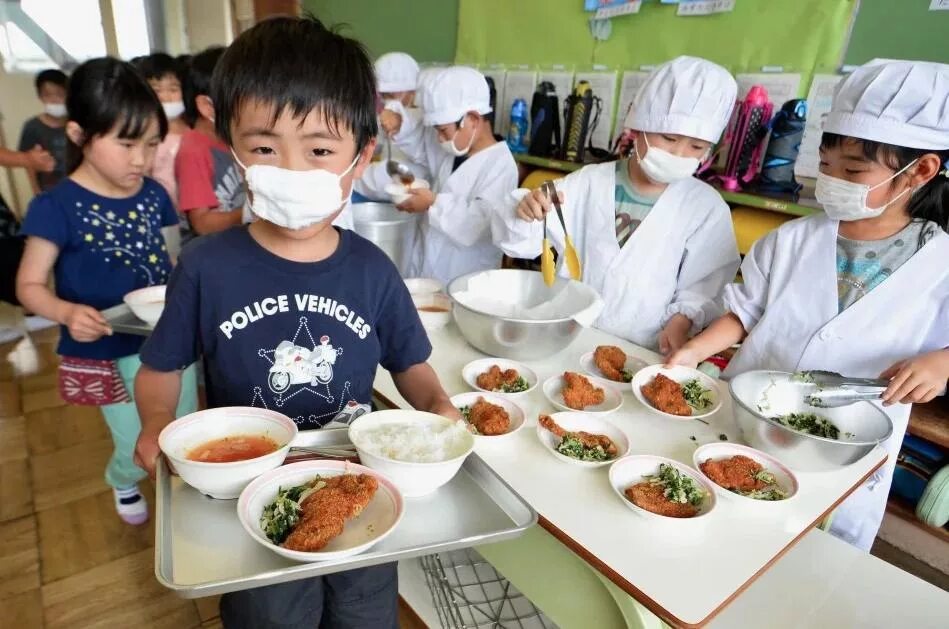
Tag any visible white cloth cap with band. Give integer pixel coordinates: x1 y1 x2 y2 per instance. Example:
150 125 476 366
422 66 493 127
823 59 949 150
625 55 738 144
375 52 420 93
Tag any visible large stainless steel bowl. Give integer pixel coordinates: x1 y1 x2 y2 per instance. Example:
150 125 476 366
447 269 601 360
351 202 417 275
729 370 893 472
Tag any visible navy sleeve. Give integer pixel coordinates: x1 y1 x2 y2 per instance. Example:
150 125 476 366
20 193 69 248
140 256 201 371
376 263 432 374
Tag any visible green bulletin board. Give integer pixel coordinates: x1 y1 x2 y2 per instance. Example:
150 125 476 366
455 0 855 80
844 0 949 65
304 0 458 62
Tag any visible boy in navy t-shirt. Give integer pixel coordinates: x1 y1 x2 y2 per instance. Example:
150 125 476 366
133 16 459 629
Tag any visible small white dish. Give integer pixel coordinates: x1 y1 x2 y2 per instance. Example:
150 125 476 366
631 364 723 420
413 292 452 331
386 179 430 205
124 285 166 326
609 455 717 521
238 460 403 562
579 349 648 384
462 358 538 397
404 277 444 296
535 412 629 468
450 392 526 441
693 442 799 505
542 372 623 415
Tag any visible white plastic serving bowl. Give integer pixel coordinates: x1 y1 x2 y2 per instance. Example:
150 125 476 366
238 460 404 563
123 285 166 326
692 442 799 505
159 406 298 499
609 455 718 522
348 410 475 497
412 292 453 331
461 358 539 397
404 277 444 296
385 179 430 205
631 364 723 420
535 412 630 468
542 373 623 415
449 391 526 441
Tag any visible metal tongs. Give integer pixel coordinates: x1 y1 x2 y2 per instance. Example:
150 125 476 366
543 181 582 282
799 370 888 408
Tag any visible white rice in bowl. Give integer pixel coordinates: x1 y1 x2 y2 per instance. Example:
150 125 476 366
354 420 472 463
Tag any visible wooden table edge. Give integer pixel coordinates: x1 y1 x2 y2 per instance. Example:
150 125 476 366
373 388 887 628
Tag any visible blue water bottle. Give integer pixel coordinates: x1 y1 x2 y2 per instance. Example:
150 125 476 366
507 98 529 154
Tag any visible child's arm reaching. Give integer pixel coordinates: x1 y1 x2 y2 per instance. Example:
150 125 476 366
16 236 113 341
665 312 747 368
133 365 185 477
392 362 462 420
880 348 949 406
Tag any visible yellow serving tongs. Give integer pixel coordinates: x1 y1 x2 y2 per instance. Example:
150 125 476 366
543 180 581 281
541 209 556 287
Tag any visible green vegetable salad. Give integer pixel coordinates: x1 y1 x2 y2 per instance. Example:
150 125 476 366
644 463 705 506
259 476 326 545
555 435 613 462
682 379 714 412
774 412 842 440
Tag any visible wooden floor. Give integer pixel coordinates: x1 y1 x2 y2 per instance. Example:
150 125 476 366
0 326 427 629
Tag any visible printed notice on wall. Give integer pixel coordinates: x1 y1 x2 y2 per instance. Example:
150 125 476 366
677 0 736 16
612 71 650 146
736 73 802 107
795 74 844 179
929 0 949 11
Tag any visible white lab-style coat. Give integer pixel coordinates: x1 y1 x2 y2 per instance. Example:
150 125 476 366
394 122 518 285
723 214 949 551
354 106 430 201
491 162 740 350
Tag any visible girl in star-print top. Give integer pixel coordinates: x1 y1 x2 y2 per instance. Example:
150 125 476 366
17 58 198 525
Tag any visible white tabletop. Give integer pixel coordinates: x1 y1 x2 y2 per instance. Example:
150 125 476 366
374 324 887 627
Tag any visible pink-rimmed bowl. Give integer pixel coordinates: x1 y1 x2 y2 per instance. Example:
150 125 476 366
692 442 800 505
159 407 298 499
238 460 404 562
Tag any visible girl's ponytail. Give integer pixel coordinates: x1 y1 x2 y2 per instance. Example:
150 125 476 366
907 152 949 231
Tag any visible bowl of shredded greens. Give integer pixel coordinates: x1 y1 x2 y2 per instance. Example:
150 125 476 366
729 370 893 472
535 412 630 468
693 442 799 505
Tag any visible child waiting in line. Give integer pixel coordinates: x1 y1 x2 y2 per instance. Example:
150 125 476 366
16 57 197 525
133 16 459 628
175 46 246 242
18 68 69 194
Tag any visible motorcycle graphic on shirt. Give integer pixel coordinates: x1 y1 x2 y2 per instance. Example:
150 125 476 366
267 335 341 394
253 316 369 427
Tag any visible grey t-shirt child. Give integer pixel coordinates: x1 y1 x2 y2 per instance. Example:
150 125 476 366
18 117 67 191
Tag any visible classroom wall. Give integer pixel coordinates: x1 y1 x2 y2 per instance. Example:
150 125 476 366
456 0 854 80
844 0 949 65
304 0 458 62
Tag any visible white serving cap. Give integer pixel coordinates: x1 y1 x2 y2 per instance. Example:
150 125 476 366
375 52 420 93
422 66 492 127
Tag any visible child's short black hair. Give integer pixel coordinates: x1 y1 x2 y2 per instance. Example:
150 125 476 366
211 15 377 154
138 52 183 84
35 68 67 93
821 132 949 231
183 46 225 126
66 57 168 173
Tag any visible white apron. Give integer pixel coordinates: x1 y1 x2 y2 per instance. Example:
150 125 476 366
724 214 949 550
491 162 740 350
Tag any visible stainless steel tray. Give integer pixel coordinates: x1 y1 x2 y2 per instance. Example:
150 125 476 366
155 429 537 598
102 304 154 336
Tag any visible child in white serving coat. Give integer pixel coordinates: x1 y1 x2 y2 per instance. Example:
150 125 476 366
492 56 740 354
387 66 518 285
669 59 949 551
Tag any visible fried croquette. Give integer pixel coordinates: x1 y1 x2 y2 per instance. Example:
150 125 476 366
594 345 629 382
624 482 698 518
468 397 511 435
641 373 690 416
538 414 618 457
699 455 768 493
476 365 522 391
281 474 378 552
562 371 605 410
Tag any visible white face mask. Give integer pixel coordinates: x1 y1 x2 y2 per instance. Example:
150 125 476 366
162 101 185 120
634 134 703 184
439 117 474 156
44 103 67 118
815 159 917 222
233 152 359 230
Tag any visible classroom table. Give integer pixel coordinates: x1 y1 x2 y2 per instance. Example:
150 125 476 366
373 324 887 627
